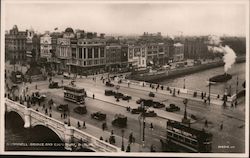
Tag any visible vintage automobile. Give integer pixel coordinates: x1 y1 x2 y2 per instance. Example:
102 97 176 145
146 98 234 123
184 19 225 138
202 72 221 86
105 81 114 87
122 94 132 101
91 111 106 121
114 92 124 99
57 104 69 112
49 81 59 88
74 106 87 115
166 104 180 112
112 114 127 128
105 90 116 96
131 107 146 114
136 98 146 104
63 73 71 79
152 101 165 108
143 110 157 117
32 91 46 102
149 92 155 97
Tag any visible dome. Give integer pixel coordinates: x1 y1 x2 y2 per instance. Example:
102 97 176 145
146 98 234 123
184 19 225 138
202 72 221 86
65 27 74 33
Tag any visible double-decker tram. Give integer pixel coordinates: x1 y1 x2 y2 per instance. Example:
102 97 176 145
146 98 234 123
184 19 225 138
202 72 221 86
64 84 86 104
166 120 213 153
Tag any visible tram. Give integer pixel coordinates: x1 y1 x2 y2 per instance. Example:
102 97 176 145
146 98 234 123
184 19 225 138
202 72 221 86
64 84 86 104
166 120 213 153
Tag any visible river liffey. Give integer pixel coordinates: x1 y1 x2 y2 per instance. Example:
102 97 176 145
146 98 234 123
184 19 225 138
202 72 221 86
159 63 246 96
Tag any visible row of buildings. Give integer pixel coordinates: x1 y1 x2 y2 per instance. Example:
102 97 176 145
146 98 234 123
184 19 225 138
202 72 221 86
5 25 213 74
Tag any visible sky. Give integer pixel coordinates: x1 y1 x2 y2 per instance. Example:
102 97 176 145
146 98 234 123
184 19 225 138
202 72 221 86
3 0 248 36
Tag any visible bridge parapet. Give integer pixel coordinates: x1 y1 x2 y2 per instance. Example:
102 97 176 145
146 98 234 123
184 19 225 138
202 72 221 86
5 98 121 152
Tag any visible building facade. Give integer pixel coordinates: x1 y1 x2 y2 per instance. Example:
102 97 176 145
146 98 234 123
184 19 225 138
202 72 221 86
184 37 209 59
128 45 147 68
68 38 106 74
40 32 52 60
5 25 27 64
173 43 184 62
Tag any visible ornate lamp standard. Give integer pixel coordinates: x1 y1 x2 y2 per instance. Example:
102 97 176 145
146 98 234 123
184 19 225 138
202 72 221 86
182 98 190 124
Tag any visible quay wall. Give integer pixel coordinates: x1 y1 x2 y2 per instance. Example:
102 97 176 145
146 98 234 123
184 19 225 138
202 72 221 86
129 56 246 83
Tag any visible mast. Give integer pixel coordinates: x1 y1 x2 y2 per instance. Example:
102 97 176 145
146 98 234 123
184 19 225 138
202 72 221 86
235 75 238 106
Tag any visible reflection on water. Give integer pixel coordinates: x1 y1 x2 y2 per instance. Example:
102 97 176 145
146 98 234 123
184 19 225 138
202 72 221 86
159 63 245 95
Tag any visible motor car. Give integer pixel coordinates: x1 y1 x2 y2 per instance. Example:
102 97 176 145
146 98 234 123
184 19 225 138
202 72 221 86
152 101 165 108
122 94 132 100
136 98 145 104
166 104 180 112
105 81 114 87
91 111 106 121
32 92 46 102
74 106 87 115
63 73 71 79
114 92 124 99
131 107 146 114
112 114 127 128
143 110 157 117
49 81 59 88
57 104 69 112
104 90 115 96
149 92 155 97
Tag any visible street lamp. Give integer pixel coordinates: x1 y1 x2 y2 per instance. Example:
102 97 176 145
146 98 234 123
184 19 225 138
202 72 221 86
121 129 125 151
182 98 190 124
183 78 186 89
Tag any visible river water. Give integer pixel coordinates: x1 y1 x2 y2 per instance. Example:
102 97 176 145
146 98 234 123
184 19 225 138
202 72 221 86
159 63 246 95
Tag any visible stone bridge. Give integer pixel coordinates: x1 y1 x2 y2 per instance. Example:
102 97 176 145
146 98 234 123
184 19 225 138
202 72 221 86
5 98 121 152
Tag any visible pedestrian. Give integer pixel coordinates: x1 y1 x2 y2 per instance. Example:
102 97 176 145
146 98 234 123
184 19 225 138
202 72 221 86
177 90 180 95
49 106 52 112
36 108 39 112
205 120 208 127
45 108 48 115
201 92 204 99
77 121 81 128
111 130 114 135
49 113 52 117
161 85 164 90
150 123 154 130
150 145 155 152
129 133 133 144
100 136 103 140
126 144 131 152
102 123 106 131
220 123 223 130
61 113 63 119
93 94 95 99
83 121 86 129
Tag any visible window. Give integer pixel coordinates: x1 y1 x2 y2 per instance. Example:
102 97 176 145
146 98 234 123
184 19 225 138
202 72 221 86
94 60 98 64
100 47 104 57
83 48 86 59
87 60 92 65
94 47 99 58
72 48 76 58
88 48 92 58
79 48 82 59
83 61 86 65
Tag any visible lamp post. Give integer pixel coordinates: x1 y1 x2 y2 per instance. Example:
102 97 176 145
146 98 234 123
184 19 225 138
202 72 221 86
121 129 124 151
182 98 190 124
183 78 186 89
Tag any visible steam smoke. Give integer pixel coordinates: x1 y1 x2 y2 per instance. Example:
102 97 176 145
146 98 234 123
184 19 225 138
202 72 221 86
207 35 237 72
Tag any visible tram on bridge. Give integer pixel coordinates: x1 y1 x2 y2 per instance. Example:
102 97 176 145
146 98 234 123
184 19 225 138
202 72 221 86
64 84 86 104
165 120 213 153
